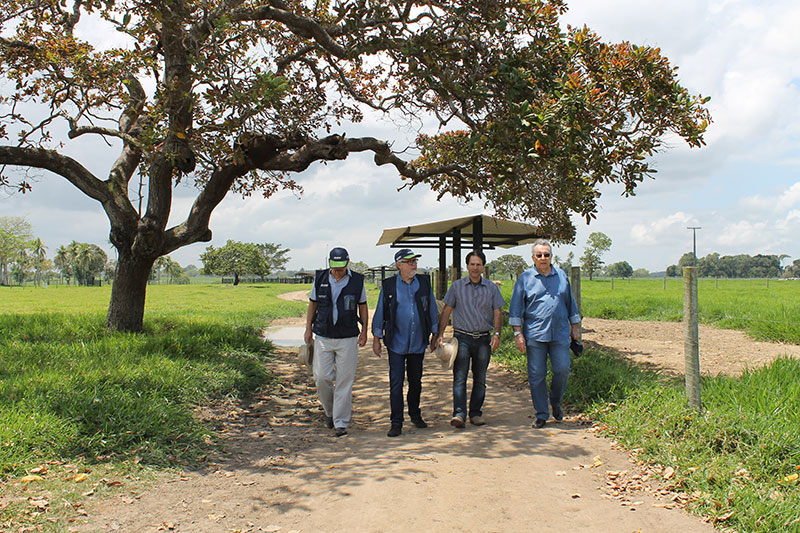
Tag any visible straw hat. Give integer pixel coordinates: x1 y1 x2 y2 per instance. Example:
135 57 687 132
435 337 459 370
298 341 314 370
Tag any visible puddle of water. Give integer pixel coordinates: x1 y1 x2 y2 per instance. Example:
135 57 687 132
264 325 306 347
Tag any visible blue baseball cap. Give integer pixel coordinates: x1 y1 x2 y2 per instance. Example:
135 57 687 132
329 247 349 268
394 248 421 263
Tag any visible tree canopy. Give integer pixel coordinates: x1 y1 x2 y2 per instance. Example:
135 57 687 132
605 260 633 278
668 252 785 279
0 0 710 331
201 240 289 284
487 253 528 280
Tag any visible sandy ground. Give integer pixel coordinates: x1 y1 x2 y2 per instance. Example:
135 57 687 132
73 290 800 532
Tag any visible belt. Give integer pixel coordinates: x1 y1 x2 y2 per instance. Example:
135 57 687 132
453 328 491 338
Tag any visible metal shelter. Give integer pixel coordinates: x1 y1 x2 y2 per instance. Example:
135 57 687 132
376 214 545 298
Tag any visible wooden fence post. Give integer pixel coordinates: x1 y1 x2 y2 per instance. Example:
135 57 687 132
571 266 582 341
683 266 702 409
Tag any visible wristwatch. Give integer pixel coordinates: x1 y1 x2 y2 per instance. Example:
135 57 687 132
493 331 501 337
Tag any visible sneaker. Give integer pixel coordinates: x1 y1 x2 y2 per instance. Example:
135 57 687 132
532 418 547 429
387 425 402 437
469 415 486 426
450 416 466 428
325 416 334 429
552 405 563 422
335 427 348 437
410 417 428 429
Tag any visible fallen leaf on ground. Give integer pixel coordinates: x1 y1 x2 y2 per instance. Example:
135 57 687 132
30 466 47 474
571 493 581 498
20 474 43 482
663 467 675 480
74 473 88 482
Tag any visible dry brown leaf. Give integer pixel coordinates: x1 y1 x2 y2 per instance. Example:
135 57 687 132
571 493 581 499
663 467 675 480
30 466 47 474
74 473 88 482
20 474 43 482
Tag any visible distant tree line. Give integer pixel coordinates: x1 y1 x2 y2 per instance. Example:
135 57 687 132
666 252 790 278
0 216 194 286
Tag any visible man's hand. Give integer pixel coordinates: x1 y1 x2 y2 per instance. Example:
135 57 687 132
570 322 581 341
303 328 313 344
358 329 368 347
372 336 383 357
490 334 501 352
513 333 526 354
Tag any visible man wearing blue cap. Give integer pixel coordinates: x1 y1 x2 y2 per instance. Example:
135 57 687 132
372 248 438 437
305 247 368 437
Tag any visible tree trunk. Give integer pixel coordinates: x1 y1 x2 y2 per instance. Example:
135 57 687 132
106 252 155 332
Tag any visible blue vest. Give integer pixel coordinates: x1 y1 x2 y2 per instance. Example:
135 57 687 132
311 270 364 338
380 273 433 348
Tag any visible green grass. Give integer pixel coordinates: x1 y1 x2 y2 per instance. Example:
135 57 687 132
0 283 310 528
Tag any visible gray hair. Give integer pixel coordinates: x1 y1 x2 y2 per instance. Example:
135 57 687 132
531 239 552 253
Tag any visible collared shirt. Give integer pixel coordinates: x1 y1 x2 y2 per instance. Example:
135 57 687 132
309 268 367 324
443 276 505 333
509 265 580 343
372 275 438 354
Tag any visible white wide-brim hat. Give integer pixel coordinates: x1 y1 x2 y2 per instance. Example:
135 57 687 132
298 341 314 370
435 337 458 370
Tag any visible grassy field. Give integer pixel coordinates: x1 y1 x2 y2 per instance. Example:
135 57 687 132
3 279 800 531
0 283 310 529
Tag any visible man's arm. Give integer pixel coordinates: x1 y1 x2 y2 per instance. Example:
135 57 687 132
490 307 503 351
434 304 454 350
357 302 369 347
304 300 317 344
371 290 385 357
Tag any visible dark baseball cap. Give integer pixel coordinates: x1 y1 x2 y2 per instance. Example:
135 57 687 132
329 247 349 268
394 248 421 263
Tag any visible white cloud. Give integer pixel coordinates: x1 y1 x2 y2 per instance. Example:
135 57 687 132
630 212 699 246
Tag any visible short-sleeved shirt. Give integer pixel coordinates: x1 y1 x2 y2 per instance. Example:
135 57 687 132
309 269 367 324
443 276 505 333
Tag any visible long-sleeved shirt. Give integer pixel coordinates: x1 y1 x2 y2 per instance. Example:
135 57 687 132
509 266 580 343
372 275 438 354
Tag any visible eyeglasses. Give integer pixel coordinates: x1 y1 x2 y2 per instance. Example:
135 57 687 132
401 259 418 264
534 253 551 258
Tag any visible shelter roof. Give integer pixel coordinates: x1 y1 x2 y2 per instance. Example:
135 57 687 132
375 214 544 249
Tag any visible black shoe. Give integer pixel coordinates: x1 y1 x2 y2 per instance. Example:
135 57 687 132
552 405 563 422
335 427 348 437
387 425 402 437
410 418 428 429
532 418 547 429
325 416 334 429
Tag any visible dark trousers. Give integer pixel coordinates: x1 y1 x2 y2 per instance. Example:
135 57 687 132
387 350 424 427
452 332 491 419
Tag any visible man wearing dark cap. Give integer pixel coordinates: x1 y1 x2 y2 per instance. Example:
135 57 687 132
372 248 438 437
305 247 368 437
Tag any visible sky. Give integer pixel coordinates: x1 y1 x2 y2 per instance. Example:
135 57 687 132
3 0 800 274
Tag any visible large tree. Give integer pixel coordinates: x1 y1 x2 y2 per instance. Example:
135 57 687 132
0 216 34 286
0 0 710 331
580 231 611 280
487 253 528 280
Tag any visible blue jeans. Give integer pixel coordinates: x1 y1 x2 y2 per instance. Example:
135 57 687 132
452 332 491 419
388 350 424 427
525 340 571 421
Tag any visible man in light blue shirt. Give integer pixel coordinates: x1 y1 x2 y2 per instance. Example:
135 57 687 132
372 248 438 437
509 239 581 428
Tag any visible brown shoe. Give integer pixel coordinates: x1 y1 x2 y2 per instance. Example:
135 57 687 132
469 415 486 426
450 416 466 428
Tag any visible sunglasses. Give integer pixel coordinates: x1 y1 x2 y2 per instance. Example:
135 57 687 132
401 258 418 264
534 253 551 258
